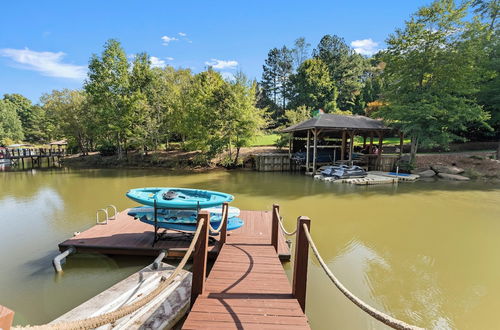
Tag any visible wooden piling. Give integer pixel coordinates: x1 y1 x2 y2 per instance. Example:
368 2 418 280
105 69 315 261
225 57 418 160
219 202 228 247
293 216 311 312
191 211 209 307
0 305 14 330
271 204 280 253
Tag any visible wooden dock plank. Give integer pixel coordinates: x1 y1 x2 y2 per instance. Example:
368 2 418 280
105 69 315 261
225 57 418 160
59 209 291 261
182 212 309 329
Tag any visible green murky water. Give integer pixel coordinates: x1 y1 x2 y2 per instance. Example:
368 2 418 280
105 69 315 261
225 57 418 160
1 168 499 329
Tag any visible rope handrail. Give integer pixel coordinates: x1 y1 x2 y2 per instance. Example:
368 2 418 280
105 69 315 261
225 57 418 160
274 208 297 236
301 223 423 330
209 204 227 233
16 219 206 330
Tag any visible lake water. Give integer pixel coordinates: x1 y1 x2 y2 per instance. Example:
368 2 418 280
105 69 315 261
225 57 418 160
1 168 499 329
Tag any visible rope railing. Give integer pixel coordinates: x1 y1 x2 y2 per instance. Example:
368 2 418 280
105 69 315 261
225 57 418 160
15 218 206 330
274 208 297 236
209 203 228 233
301 223 423 330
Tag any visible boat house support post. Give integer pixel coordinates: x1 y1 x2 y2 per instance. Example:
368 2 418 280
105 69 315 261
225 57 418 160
293 216 311 312
191 211 209 308
348 131 355 164
399 131 404 156
363 135 367 149
312 129 318 173
305 130 310 173
377 131 384 170
369 132 374 150
341 131 346 162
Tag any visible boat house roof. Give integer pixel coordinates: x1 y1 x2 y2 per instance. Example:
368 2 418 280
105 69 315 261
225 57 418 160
282 113 390 134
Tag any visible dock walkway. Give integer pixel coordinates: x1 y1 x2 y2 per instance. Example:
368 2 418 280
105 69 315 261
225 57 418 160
182 211 310 329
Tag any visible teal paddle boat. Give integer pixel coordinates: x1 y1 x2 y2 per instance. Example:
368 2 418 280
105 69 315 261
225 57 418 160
137 214 244 234
126 187 234 209
127 205 241 222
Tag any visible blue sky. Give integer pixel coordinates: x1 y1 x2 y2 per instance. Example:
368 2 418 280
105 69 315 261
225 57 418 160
0 0 431 103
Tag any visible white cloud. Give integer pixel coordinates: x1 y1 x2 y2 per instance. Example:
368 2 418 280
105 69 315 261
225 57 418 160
204 58 238 70
0 48 86 79
350 38 380 56
165 57 174 61
161 35 178 46
150 56 166 68
178 32 187 37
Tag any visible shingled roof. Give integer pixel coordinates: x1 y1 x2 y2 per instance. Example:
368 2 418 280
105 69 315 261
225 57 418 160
281 113 390 133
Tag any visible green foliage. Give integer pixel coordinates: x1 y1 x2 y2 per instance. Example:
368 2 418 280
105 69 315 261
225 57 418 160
0 99 24 144
97 143 117 156
377 0 492 160
3 93 48 142
41 89 93 154
182 70 265 164
85 39 131 158
313 35 367 111
283 105 311 125
260 46 294 124
289 58 337 111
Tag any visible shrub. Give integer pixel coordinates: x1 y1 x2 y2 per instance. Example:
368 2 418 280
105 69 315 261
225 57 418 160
97 143 117 156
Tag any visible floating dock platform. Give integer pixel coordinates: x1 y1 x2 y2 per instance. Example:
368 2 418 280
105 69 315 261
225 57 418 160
59 209 291 261
314 171 419 185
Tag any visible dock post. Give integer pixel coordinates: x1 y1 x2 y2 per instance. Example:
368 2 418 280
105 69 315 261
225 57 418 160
292 216 311 312
0 305 14 330
191 211 209 307
219 202 229 247
271 204 280 253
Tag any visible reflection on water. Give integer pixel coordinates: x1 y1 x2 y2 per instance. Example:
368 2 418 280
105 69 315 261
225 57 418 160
0 168 499 329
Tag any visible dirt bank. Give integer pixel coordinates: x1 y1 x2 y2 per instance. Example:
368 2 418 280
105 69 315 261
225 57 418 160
416 150 500 179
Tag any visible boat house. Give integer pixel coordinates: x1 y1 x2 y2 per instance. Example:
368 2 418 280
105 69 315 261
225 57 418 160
282 113 403 173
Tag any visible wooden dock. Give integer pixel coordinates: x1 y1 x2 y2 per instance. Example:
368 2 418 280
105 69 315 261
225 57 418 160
56 207 309 329
182 208 310 329
59 209 291 260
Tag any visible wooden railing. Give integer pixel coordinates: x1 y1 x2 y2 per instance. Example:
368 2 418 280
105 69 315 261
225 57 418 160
1 148 66 159
190 202 229 306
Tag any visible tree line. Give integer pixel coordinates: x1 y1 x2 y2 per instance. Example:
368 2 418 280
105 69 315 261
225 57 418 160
1 40 264 164
260 0 499 160
1 0 498 163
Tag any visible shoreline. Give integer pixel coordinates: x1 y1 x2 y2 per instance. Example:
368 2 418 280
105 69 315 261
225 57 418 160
56 148 500 180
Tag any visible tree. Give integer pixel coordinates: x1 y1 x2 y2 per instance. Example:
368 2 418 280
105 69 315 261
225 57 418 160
0 99 24 144
225 72 266 165
41 89 93 154
473 0 499 30
289 58 337 111
378 0 491 162
292 37 311 70
85 39 131 158
260 46 293 123
149 67 193 149
2 93 46 143
128 53 156 153
313 35 367 111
